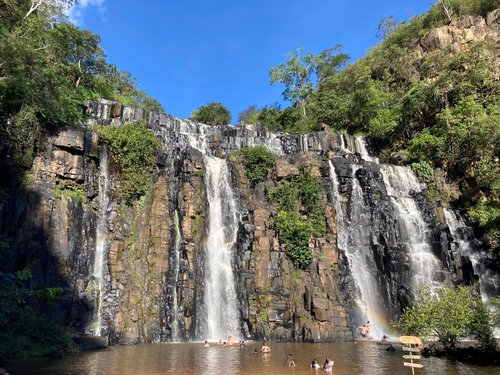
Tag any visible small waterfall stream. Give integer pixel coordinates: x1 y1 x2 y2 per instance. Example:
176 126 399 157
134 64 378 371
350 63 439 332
91 144 110 336
200 155 241 341
168 210 182 341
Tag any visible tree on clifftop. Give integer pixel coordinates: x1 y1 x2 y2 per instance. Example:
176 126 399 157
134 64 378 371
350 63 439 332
269 46 348 118
191 102 231 125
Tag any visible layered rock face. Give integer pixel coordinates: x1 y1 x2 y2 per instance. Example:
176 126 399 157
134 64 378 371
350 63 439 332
0 100 497 344
419 9 500 54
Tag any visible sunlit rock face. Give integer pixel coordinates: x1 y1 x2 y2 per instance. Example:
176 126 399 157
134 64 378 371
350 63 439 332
0 100 496 345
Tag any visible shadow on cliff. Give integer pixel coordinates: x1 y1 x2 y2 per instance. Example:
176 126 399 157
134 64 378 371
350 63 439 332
0 165 94 354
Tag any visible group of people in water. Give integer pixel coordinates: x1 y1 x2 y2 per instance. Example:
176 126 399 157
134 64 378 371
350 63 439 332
203 338 336 371
201 325 399 371
203 336 247 348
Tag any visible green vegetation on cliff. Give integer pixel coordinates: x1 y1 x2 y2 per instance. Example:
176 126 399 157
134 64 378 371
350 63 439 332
238 145 277 184
264 0 500 252
0 0 163 169
96 122 160 205
268 173 325 269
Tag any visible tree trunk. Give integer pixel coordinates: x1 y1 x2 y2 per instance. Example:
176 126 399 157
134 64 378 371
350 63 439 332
24 1 44 20
299 99 306 118
438 0 453 22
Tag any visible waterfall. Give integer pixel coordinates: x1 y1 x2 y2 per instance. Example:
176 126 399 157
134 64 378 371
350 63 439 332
159 117 284 155
332 162 387 338
199 155 240 341
331 139 448 337
328 161 348 251
91 144 110 336
444 209 500 307
341 134 379 163
168 210 182 341
381 165 445 290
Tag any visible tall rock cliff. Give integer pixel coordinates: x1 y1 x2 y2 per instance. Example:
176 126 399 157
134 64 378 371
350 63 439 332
1 99 497 344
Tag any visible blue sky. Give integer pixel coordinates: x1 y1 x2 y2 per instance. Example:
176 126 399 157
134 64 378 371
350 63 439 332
72 0 435 122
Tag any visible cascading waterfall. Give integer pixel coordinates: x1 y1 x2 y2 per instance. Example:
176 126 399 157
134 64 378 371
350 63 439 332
159 118 278 341
381 165 446 289
340 134 378 163
168 210 183 341
329 160 386 338
160 117 284 155
336 136 447 336
91 144 110 336
199 155 241 341
444 209 499 306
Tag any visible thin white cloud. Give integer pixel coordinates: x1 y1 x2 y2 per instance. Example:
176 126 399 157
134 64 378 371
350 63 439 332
68 0 106 25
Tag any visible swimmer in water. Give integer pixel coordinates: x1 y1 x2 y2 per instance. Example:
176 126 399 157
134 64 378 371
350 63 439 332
285 354 296 367
311 359 320 369
261 342 271 353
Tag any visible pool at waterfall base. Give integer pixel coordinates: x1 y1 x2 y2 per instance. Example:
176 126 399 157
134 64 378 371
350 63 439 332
7 342 500 375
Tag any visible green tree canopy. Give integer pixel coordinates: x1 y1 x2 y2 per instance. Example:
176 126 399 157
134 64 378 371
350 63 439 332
191 102 231 125
269 46 349 117
398 285 497 352
0 2 163 169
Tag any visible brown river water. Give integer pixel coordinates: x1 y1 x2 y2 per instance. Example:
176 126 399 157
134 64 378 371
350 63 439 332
6 342 500 375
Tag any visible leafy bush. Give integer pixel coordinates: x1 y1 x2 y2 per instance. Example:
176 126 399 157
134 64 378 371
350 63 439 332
191 102 231 125
55 183 86 200
398 285 496 352
268 180 300 212
411 161 434 183
468 202 500 250
0 270 70 358
239 145 277 183
268 174 325 268
96 122 160 204
275 211 313 269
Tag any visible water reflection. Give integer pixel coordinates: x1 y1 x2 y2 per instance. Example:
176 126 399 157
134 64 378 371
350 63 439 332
7 342 500 375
